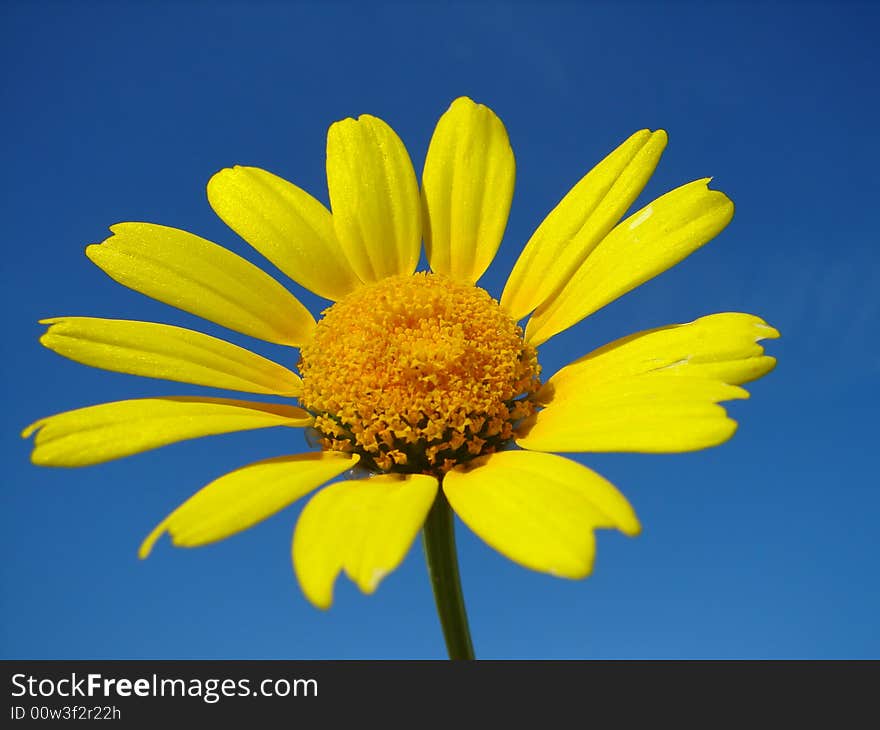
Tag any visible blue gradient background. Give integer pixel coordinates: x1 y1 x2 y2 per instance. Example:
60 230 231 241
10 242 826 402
2 1 877 659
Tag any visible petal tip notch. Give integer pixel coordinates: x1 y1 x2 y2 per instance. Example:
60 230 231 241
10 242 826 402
20 419 41 440
138 521 168 560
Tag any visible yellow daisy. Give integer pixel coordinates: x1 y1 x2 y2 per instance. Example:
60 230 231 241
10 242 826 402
23 97 777 653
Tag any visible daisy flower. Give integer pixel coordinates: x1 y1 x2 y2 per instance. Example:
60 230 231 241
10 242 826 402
23 97 777 659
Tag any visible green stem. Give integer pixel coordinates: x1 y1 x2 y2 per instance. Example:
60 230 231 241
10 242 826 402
422 490 475 660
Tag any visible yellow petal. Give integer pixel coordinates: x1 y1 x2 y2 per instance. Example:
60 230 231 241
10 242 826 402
518 375 748 453
542 312 780 404
86 222 315 346
501 129 667 320
421 97 515 284
140 452 359 558
526 179 735 345
22 397 312 467
39 317 302 395
326 114 421 282
443 451 639 579
292 473 438 609
207 166 362 300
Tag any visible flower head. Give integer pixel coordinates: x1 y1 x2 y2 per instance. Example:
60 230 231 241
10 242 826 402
24 97 777 609
299 271 540 474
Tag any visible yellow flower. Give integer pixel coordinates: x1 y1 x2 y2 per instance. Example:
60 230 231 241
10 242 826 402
23 97 777 609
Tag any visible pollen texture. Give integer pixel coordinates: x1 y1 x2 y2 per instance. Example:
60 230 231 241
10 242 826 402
298 272 541 475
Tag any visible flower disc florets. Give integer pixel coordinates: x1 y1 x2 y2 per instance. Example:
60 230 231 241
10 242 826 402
298 272 541 475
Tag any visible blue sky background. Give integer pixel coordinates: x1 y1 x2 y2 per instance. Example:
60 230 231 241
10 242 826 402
2 1 877 659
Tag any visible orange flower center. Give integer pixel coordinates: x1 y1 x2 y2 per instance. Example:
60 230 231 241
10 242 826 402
298 272 541 475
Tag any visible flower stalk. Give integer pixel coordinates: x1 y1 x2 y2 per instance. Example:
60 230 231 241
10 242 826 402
422 489 475 660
